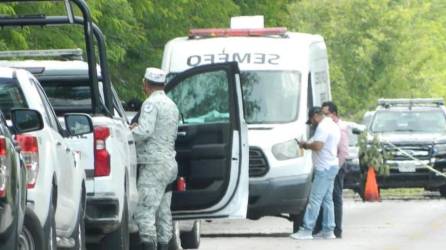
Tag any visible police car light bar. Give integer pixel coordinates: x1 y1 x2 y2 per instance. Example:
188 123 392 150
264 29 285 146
0 49 83 60
189 27 288 38
378 98 445 107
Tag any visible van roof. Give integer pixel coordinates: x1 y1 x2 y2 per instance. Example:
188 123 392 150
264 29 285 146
178 31 324 48
163 32 326 72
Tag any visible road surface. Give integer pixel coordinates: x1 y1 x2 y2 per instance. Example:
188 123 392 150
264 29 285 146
199 192 446 250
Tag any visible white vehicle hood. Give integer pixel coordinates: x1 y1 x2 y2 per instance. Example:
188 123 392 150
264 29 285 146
247 123 303 147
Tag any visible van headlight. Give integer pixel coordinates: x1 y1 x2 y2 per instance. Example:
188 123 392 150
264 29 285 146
272 139 303 161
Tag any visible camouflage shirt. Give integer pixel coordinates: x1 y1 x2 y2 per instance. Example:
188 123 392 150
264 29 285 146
132 91 179 164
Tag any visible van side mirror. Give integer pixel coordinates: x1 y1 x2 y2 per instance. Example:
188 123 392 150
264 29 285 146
11 109 44 134
64 113 93 136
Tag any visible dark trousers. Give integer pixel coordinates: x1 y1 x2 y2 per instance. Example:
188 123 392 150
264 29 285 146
313 167 345 237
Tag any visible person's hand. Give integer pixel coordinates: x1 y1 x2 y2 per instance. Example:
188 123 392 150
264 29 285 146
299 141 307 149
129 123 138 129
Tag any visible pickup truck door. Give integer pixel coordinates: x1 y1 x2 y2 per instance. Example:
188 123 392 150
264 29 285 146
166 62 249 219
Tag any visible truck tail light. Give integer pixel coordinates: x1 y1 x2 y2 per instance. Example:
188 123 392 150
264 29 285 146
189 27 287 38
94 126 110 177
0 137 8 197
16 135 39 189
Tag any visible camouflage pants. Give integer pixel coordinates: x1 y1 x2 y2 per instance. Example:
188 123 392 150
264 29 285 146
135 162 177 244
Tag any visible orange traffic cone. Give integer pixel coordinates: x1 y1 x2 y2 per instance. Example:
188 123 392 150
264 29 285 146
364 166 380 202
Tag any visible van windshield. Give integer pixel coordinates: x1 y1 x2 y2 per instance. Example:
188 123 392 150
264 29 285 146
241 71 300 124
0 77 28 118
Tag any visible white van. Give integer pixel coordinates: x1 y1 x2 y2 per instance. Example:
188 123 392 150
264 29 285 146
162 16 332 230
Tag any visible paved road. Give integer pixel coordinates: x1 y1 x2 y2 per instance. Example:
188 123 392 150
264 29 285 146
199 194 446 250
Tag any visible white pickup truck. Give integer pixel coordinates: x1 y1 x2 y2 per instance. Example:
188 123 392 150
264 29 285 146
0 58 139 249
0 66 92 249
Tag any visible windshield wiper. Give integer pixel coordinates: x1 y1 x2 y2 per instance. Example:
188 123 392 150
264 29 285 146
393 129 417 132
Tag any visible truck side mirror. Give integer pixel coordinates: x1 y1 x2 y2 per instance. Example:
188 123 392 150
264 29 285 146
64 113 93 136
11 109 44 134
352 128 363 135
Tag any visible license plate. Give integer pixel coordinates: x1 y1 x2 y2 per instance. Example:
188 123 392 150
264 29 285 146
397 162 416 173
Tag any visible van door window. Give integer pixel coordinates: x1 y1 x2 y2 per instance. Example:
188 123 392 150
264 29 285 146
168 70 229 124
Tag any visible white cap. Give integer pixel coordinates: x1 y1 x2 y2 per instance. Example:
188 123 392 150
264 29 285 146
144 67 166 85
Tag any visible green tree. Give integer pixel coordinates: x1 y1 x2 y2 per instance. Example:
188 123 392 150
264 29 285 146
288 0 446 120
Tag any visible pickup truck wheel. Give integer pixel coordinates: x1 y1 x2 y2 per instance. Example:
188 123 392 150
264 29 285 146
101 196 129 250
180 221 201 249
19 209 44 250
4 217 19 250
439 185 446 197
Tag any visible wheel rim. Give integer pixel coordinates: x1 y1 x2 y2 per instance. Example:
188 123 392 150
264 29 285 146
18 227 35 250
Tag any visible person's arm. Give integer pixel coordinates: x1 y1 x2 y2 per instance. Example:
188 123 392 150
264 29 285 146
132 102 157 142
300 140 324 151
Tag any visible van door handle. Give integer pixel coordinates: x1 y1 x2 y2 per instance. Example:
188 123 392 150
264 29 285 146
56 142 62 146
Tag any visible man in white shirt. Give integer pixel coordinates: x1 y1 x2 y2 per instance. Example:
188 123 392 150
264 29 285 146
290 107 341 240
313 101 349 238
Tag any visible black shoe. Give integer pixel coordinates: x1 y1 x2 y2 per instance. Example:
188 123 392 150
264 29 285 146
141 241 156 250
334 231 342 239
157 242 169 250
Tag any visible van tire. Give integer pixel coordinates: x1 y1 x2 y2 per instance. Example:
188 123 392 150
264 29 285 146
180 221 200 249
101 195 129 250
19 209 44 250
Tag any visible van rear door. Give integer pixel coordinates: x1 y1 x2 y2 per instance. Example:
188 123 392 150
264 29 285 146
166 62 248 219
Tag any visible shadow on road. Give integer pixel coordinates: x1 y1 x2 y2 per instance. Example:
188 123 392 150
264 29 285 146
202 233 289 238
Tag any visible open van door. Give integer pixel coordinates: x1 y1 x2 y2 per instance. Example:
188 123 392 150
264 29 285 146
165 62 248 219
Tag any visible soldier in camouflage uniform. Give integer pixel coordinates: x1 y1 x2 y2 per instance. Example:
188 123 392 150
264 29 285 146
131 67 179 250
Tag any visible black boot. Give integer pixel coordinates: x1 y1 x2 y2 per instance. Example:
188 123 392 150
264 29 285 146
141 241 156 250
157 242 169 250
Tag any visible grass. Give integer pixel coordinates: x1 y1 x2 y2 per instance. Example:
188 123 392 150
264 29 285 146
380 188 424 196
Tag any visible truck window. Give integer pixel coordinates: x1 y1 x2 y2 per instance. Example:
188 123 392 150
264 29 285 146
40 80 93 114
0 77 28 119
371 110 446 133
240 71 301 124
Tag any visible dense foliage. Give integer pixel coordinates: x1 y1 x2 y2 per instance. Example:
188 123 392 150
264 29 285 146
1 0 445 119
